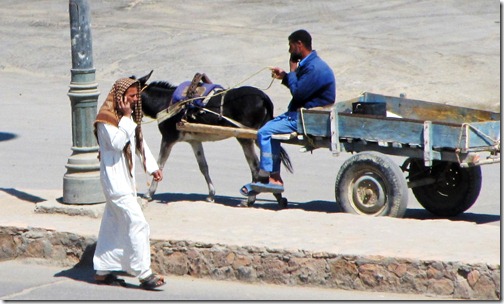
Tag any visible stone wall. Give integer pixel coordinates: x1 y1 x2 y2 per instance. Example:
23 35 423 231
0 226 499 300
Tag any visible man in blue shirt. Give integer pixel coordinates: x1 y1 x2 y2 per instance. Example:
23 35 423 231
247 29 336 194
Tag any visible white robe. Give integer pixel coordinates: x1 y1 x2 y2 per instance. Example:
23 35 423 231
93 117 159 277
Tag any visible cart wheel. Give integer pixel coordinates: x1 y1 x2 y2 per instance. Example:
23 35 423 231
335 152 408 217
407 159 481 217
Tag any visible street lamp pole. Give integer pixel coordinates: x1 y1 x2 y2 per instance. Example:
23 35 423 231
62 0 104 204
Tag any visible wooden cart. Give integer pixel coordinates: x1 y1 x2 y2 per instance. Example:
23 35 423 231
177 92 500 218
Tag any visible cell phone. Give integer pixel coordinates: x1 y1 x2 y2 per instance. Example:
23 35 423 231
290 53 301 63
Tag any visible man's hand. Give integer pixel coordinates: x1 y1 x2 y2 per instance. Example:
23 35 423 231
151 169 163 182
270 67 286 80
289 59 298 72
118 96 133 118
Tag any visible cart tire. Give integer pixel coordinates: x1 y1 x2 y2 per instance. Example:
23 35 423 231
408 159 482 217
335 152 408 217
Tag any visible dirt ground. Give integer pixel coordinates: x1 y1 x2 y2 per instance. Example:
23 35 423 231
0 0 500 112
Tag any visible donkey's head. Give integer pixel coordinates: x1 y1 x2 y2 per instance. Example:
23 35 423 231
130 70 153 90
130 70 178 119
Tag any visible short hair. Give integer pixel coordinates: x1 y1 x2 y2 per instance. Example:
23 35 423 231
288 29 312 50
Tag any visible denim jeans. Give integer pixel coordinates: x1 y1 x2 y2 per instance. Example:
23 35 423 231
256 112 297 173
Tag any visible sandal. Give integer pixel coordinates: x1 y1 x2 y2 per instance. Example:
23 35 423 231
240 183 258 196
140 273 166 290
250 181 284 193
95 273 127 287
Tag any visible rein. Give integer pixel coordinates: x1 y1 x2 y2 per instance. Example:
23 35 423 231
141 66 276 125
199 107 250 129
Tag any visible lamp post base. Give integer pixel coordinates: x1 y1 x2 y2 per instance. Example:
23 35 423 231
62 150 105 205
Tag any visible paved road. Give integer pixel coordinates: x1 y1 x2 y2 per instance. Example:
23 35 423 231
0 0 500 221
0 259 451 301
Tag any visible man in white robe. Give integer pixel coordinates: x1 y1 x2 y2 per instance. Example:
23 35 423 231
92 77 165 290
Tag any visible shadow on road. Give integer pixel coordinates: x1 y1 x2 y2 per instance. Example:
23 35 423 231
150 191 340 213
54 263 95 284
404 208 500 225
54 242 96 284
53 242 162 290
55 265 142 289
0 188 46 203
150 191 500 224
0 132 17 142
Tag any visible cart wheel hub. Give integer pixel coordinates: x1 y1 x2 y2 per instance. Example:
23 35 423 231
352 175 385 213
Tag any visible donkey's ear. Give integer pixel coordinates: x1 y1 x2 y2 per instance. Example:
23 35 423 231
137 70 154 86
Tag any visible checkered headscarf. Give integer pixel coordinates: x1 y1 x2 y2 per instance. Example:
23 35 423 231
94 78 146 176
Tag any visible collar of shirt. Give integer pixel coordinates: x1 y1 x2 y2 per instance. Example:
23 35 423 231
298 50 316 67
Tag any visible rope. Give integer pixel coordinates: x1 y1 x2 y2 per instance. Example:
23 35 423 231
142 66 277 125
199 107 250 129
169 66 274 106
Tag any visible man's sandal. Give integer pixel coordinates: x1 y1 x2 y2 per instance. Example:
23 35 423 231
140 273 166 290
95 273 127 287
240 183 259 196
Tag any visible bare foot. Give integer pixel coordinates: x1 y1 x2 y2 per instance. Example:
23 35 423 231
269 173 283 186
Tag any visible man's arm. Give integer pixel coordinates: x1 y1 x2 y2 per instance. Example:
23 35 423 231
99 118 136 152
283 65 322 108
139 137 162 180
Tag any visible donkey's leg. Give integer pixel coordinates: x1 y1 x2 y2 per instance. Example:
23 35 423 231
145 138 174 201
273 193 288 209
236 138 260 207
237 138 260 180
189 141 216 202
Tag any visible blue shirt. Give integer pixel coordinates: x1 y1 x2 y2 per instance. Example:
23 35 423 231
282 50 336 112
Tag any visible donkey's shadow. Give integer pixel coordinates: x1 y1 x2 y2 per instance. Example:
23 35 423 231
150 192 500 224
150 192 340 213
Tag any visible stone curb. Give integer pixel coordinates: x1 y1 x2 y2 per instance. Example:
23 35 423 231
34 197 148 218
34 200 104 219
0 226 499 300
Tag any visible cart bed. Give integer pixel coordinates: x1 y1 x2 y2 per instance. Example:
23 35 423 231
296 92 500 166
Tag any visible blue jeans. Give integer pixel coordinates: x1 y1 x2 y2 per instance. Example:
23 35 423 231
257 112 298 173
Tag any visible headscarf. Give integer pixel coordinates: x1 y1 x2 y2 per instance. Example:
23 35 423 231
94 77 146 177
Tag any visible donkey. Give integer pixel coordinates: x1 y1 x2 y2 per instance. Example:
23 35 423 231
134 71 292 208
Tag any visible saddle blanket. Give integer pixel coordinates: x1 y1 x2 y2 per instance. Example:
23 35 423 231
172 81 224 108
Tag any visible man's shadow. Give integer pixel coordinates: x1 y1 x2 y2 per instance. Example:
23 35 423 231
53 243 142 289
54 242 97 283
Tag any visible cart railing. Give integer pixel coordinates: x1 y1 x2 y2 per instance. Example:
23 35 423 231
297 92 500 167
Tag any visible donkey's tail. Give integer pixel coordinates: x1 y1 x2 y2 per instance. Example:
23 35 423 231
280 147 294 173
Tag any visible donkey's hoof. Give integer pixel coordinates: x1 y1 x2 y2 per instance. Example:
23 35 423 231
206 197 215 203
238 197 255 207
238 200 251 207
278 197 288 209
143 193 153 201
